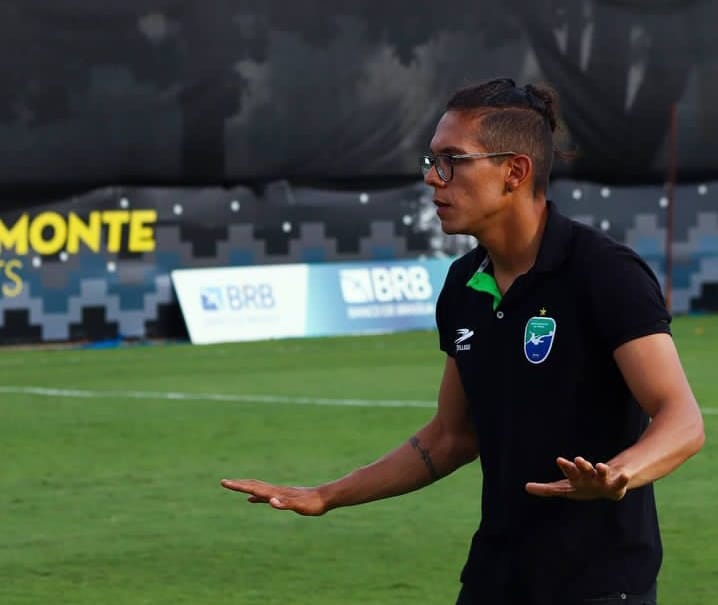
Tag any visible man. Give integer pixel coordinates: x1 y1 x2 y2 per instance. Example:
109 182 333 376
221 78 705 604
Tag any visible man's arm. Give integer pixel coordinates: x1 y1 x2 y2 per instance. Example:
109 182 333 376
221 355 478 515
525 332 705 500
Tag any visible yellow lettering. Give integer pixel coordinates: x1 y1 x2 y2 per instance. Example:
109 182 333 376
2 259 23 297
66 211 101 253
102 211 130 253
0 214 29 254
29 212 67 255
128 210 157 252
0 209 157 256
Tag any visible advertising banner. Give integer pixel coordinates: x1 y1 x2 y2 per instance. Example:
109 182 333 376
306 259 451 337
172 258 453 345
1 181 716 344
171 264 309 345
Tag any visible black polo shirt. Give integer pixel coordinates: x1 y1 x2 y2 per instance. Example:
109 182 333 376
436 202 671 604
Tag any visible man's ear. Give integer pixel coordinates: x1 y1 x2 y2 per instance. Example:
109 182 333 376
505 155 532 191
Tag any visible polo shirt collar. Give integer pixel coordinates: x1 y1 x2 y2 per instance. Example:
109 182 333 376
531 200 573 273
472 200 573 275
466 201 573 307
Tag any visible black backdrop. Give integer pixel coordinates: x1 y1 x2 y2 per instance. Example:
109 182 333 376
0 0 716 197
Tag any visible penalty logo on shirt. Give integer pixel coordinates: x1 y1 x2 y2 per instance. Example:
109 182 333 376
523 316 556 364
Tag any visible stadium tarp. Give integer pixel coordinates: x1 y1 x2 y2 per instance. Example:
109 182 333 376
0 0 716 195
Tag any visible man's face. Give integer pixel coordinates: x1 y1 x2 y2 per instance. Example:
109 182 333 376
424 110 510 237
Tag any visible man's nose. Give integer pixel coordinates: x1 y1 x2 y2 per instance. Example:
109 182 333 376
423 164 445 188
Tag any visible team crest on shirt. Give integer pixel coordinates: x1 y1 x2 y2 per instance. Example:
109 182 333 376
523 316 556 364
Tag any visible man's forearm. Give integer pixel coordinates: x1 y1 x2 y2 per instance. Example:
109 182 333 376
409 435 441 481
608 404 704 490
611 333 705 491
318 428 477 511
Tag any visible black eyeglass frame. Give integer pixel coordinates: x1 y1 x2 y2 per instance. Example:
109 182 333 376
420 151 517 183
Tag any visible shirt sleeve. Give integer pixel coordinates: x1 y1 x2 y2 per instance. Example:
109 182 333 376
584 240 671 353
435 277 455 356
437 256 470 357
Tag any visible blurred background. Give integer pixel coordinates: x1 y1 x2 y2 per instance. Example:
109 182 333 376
2 4 717 605
0 0 716 344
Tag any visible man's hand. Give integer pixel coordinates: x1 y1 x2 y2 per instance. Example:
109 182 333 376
525 456 630 501
220 479 329 516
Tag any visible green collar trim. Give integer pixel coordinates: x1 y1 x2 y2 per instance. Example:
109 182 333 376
466 257 502 311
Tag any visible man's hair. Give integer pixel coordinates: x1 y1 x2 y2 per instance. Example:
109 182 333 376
446 78 563 194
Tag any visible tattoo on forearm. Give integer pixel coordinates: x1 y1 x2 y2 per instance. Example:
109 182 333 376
409 436 440 481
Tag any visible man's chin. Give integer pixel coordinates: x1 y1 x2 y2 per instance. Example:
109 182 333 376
438 221 462 235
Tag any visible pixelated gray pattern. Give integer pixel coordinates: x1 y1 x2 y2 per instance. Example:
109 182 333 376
624 211 718 310
0 275 173 340
288 223 339 262
40 253 84 290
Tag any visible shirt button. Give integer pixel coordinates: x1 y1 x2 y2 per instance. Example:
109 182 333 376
496 311 504 319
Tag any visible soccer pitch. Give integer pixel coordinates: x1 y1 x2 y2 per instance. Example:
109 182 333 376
2 316 716 604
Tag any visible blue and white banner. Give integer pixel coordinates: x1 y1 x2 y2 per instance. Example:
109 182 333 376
171 264 309 344
306 260 450 337
172 258 452 344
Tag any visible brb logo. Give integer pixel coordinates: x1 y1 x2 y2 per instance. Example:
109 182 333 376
339 266 432 304
200 283 276 311
200 287 223 311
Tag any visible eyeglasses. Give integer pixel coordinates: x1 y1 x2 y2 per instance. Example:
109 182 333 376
420 151 516 183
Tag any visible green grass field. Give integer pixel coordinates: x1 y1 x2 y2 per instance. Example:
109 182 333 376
1 315 716 604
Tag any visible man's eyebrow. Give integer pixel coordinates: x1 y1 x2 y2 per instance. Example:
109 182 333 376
430 146 467 155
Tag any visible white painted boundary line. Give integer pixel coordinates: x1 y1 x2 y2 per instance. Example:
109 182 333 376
0 385 716 415
0 386 435 409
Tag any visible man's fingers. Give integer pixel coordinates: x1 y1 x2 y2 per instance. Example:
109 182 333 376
613 471 630 489
220 479 278 501
525 482 553 497
220 479 259 493
527 459 630 501
243 491 292 510
269 496 288 509
595 463 610 479
525 480 573 497
221 479 324 515
594 463 628 488
556 457 581 481
574 456 596 475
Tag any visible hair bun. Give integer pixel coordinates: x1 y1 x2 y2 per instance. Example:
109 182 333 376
524 84 558 132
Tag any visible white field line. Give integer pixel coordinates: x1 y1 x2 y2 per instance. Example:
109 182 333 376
0 386 435 409
0 385 716 415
